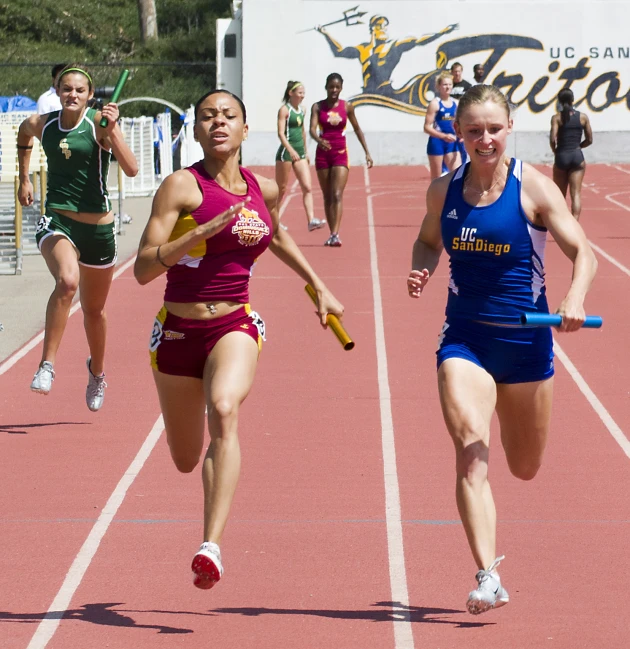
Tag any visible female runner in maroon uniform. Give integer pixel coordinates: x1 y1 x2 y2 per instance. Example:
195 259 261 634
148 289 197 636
309 72 373 247
134 89 345 590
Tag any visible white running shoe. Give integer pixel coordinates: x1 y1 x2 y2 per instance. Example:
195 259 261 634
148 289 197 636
85 357 107 412
308 218 326 232
30 361 55 395
191 541 224 590
467 556 510 615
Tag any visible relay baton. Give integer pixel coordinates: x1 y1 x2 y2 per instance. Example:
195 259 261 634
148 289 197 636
99 69 130 127
520 313 603 328
305 284 355 350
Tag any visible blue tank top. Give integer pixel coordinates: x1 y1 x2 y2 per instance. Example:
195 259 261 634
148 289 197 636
440 159 549 324
434 99 456 135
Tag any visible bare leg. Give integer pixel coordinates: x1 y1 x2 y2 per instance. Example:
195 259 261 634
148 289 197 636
444 151 461 172
316 168 333 231
552 165 569 199
275 160 292 207
79 264 115 376
39 236 80 365
327 166 349 234
429 155 444 181
292 158 316 224
438 358 498 570
567 165 586 221
496 378 553 481
202 332 259 544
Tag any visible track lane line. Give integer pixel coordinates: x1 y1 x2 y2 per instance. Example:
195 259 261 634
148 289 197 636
0 255 137 376
25 415 165 649
554 342 630 459
364 166 414 649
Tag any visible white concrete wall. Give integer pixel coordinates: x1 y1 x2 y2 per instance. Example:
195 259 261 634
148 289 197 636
235 0 630 164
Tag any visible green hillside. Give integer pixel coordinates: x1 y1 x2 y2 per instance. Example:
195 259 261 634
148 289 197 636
0 0 232 116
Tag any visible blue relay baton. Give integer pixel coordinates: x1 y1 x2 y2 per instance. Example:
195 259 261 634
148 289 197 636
520 313 603 328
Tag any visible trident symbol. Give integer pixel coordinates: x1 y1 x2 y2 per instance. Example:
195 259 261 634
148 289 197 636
297 5 367 33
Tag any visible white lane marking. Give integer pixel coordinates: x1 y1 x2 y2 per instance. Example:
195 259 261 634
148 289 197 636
26 415 165 648
0 255 137 376
278 179 299 220
605 191 630 214
554 342 630 459
588 241 630 278
364 165 415 648
607 164 630 175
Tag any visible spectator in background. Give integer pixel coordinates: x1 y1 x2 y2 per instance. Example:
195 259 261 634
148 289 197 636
36 63 66 114
450 62 472 100
473 64 485 85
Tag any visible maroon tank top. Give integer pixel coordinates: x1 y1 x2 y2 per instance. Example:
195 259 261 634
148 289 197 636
163 162 273 304
317 99 347 145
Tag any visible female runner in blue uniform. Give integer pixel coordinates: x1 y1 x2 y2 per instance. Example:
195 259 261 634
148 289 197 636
550 88 593 221
407 85 597 614
424 72 460 180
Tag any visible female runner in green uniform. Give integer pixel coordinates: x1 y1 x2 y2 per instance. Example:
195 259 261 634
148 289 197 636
17 64 138 410
275 81 325 232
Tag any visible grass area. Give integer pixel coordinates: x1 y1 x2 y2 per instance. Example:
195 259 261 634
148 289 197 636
0 0 231 116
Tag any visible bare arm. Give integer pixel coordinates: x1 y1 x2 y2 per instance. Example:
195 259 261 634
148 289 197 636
549 114 559 153
580 113 593 149
134 170 244 285
95 103 138 177
423 99 449 140
408 177 448 297
17 114 46 207
255 173 344 325
316 26 360 59
522 164 598 331
309 101 328 149
346 102 373 168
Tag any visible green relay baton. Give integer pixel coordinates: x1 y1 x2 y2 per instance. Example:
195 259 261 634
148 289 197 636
99 69 130 127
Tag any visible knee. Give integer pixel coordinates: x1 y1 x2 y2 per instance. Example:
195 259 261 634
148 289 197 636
331 189 343 204
82 303 105 319
56 273 79 300
455 438 489 482
507 459 541 481
171 454 199 474
210 396 239 424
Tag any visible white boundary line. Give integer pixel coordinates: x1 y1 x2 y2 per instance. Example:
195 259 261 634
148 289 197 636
364 166 414 649
0 255 137 377
589 241 630 278
554 342 630 459
604 191 630 215
26 415 165 649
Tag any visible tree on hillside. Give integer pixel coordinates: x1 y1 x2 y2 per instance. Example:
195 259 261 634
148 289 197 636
138 0 158 41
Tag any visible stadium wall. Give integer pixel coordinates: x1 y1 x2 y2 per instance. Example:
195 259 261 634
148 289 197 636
216 0 630 164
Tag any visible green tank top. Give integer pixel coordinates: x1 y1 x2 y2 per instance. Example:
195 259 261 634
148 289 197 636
284 104 305 147
42 107 111 213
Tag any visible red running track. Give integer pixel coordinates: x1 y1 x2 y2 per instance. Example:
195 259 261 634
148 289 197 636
1 164 629 649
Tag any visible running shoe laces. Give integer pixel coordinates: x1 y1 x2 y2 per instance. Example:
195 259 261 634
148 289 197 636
86 357 107 412
192 541 224 590
467 555 510 615
30 361 55 395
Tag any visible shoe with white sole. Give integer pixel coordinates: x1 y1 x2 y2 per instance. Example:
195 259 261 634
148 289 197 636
192 541 224 590
31 361 55 395
308 218 326 232
467 556 509 614
86 357 107 412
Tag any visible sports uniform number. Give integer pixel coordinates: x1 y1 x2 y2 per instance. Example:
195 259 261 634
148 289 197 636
149 318 164 352
35 215 52 234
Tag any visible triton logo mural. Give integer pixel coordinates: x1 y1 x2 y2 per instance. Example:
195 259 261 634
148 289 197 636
305 5 629 116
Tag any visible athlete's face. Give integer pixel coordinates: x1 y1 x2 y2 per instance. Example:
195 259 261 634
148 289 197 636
438 78 453 99
290 85 305 105
57 73 93 112
194 94 248 157
455 100 512 165
326 79 343 101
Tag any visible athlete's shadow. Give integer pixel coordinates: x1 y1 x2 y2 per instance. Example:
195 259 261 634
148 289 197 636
0 421 90 435
0 602 192 634
210 600 492 628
